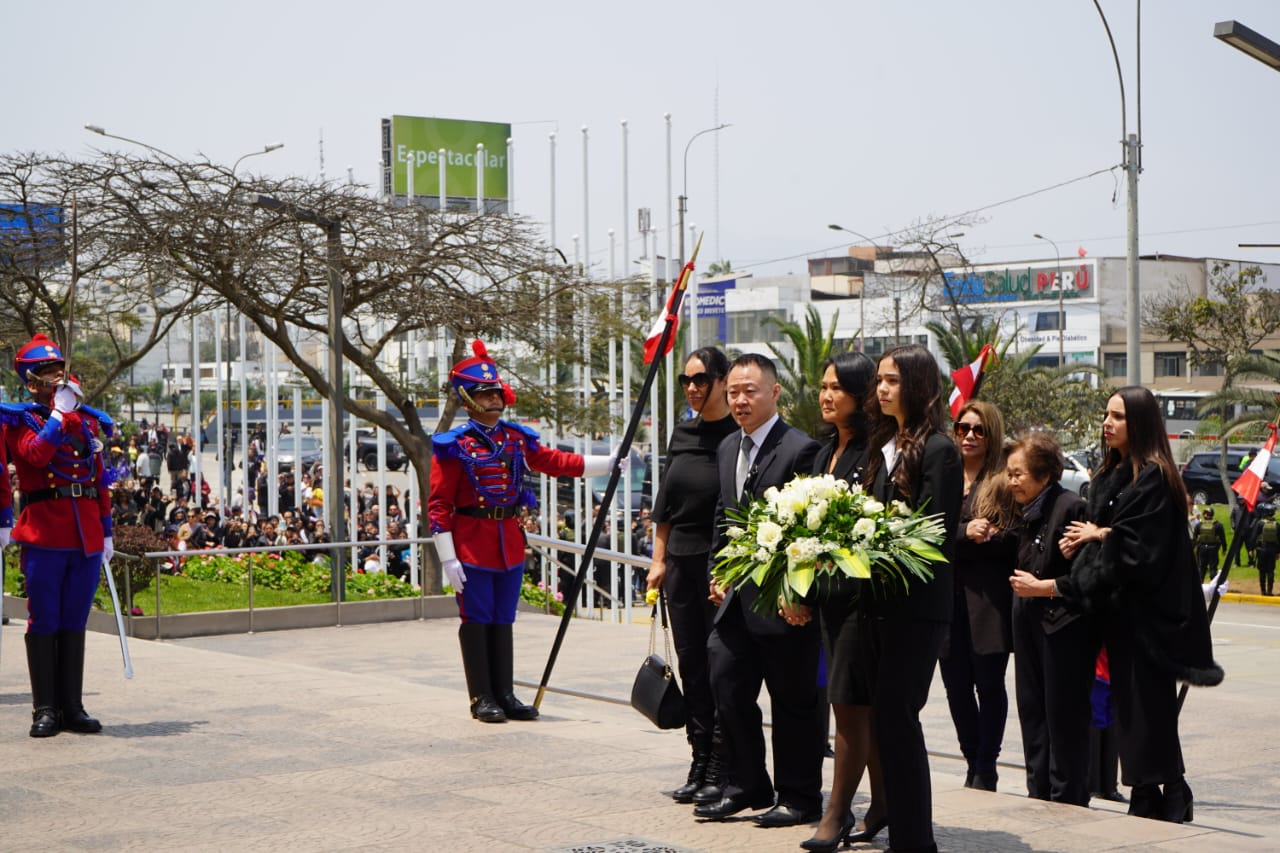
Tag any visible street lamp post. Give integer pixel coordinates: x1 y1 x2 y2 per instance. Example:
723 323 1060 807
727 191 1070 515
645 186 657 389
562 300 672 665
1033 233 1065 366
678 123 730 351
232 143 284 175
1090 3 1141 385
245 194 347 600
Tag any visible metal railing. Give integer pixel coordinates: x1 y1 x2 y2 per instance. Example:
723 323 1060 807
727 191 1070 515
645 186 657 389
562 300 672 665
118 531 653 638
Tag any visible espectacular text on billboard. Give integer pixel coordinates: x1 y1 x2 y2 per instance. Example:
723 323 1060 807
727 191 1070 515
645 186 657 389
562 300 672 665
381 115 510 212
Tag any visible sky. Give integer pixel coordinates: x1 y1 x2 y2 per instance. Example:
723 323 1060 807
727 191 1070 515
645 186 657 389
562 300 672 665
10 1 1280 281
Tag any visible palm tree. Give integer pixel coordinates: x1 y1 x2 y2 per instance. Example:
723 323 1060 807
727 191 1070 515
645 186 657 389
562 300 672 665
765 306 838 438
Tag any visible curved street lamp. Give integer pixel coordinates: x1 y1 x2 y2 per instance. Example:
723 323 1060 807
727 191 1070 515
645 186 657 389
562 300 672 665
828 224 881 351
232 143 284 176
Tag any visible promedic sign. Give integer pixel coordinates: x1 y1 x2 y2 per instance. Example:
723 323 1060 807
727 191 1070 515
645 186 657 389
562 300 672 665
381 115 511 208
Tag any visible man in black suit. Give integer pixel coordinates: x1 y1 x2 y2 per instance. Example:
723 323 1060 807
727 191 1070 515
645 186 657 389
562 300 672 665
693 353 824 827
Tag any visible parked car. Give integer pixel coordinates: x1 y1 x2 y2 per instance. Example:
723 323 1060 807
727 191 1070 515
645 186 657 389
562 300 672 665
355 428 408 472
1061 451 1092 499
555 441 650 528
1180 445 1280 505
274 434 323 473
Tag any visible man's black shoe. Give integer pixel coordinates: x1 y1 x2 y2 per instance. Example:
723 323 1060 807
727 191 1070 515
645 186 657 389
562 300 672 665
692 794 773 820
756 803 822 828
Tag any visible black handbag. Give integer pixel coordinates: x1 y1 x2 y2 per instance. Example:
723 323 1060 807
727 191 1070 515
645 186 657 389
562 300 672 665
630 590 686 730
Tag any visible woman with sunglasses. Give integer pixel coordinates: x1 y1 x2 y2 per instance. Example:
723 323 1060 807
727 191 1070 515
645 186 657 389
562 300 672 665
860 344 963 853
1004 431 1095 806
1018 387 1222 822
646 346 736 804
801 350 883 852
939 401 1018 793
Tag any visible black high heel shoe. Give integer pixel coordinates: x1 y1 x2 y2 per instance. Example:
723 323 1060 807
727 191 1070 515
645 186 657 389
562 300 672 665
799 810 855 852
844 813 888 844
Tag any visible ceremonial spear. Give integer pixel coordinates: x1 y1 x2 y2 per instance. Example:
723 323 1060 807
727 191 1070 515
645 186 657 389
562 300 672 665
533 233 704 710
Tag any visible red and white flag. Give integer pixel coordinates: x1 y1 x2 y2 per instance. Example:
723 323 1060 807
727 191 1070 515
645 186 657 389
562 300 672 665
1232 428 1278 511
642 282 683 365
948 344 995 419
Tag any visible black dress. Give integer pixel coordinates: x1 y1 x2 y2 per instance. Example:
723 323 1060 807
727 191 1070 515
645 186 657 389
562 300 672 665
650 413 737 741
812 440 869 705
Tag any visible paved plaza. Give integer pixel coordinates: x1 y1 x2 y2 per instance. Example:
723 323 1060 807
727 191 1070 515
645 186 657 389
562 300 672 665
1 597 1279 852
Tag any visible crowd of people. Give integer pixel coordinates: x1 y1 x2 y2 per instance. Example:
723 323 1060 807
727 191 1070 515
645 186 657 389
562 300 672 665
641 343 1223 852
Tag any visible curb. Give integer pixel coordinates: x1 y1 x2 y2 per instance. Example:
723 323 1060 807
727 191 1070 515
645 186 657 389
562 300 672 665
1219 592 1280 605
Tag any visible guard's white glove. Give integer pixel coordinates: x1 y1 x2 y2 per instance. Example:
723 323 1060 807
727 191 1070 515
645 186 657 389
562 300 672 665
0 527 10 549
581 448 631 478
434 531 465 592
53 384 80 414
102 536 114 564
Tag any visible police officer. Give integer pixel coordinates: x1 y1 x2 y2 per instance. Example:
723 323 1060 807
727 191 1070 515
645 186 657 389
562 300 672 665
1255 506 1280 596
1192 508 1226 583
1 335 114 738
428 340 623 723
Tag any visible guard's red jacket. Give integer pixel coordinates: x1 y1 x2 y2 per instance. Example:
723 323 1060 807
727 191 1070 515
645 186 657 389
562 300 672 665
5 407 112 555
429 420 583 571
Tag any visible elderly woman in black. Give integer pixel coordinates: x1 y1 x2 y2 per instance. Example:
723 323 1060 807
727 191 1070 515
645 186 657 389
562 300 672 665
939 401 1018 793
646 346 737 804
1007 432 1094 806
1019 386 1222 822
861 344 963 853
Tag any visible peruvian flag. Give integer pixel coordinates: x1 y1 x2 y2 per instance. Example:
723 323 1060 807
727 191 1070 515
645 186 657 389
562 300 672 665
642 282 683 365
948 344 995 419
1232 427 1278 511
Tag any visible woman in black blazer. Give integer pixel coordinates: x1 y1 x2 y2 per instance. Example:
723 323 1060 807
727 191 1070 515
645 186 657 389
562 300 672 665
800 351 881 852
860 344 963 853
1006 432 1095 806
939 400 1018 792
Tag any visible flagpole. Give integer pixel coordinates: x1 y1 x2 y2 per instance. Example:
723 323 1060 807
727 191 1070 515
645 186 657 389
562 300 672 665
533 233 705 710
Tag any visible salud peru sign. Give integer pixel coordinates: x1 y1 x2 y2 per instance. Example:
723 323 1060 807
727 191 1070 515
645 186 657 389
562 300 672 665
943 261 1095 304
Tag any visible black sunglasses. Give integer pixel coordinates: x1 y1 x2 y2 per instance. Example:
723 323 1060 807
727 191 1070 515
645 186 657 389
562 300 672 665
954 422 987 438
677 372 715 389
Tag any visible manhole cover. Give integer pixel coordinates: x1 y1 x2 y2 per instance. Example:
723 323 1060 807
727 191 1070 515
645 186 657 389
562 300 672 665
548 840 700 853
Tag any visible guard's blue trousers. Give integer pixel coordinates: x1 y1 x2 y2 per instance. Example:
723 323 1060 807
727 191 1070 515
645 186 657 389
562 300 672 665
21 546 101 635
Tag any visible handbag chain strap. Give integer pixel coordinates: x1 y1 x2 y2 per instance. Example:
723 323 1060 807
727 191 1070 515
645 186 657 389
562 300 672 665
648 588 675 665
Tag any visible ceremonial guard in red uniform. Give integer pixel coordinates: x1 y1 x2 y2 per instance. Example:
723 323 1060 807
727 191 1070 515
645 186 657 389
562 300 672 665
1 335 115 738
429 341 619 722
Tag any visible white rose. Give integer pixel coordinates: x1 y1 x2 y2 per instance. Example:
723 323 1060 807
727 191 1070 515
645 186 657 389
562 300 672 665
862 499 884 515
757 520 785 551
853 517 877 540
725 525 746 540
891 500 910 516
763 485 781 506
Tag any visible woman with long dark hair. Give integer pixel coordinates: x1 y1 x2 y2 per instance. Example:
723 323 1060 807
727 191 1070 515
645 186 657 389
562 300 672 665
800 350 883 851
1015 386 1222 822
859 344 963 853
645 346 736 804
939 401 1018 793
1007 432 1095 806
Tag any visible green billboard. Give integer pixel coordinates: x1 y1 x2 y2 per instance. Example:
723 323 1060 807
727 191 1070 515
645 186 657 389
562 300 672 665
381 115 510 208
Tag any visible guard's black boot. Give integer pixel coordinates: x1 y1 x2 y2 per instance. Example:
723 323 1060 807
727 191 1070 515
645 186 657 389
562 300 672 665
57 631 102 733
26 633 60 738
672 734 712 803
459 623 506 723
489 623 538 720
691 724 726 804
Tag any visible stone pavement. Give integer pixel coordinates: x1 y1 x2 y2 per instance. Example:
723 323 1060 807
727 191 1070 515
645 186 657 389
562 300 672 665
1 601 1279 852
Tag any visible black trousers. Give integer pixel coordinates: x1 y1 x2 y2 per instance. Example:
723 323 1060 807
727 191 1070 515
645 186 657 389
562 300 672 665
1107 621 1185 787
1195 545 1219 582
663 551 717 740
1258 546 1277 595
1011 600 1096 806
939 604 1010 775
707 600 824 812
868 616 947 853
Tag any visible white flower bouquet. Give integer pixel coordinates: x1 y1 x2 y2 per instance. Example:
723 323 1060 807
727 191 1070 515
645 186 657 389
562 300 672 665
712 473 947 612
